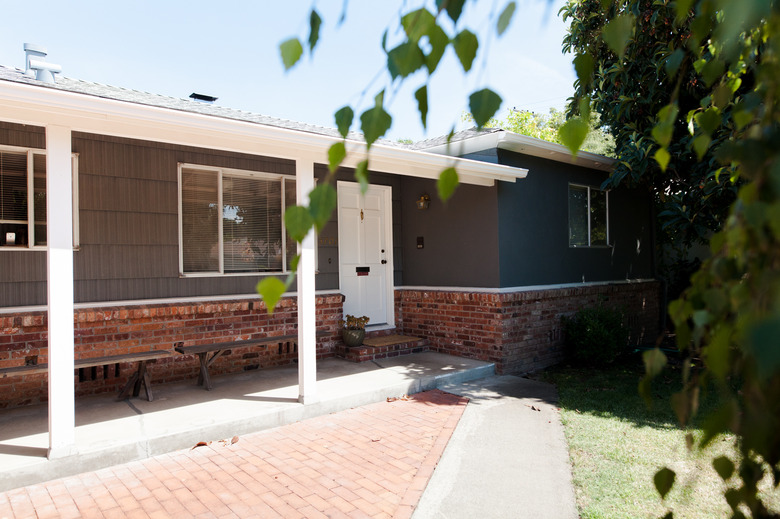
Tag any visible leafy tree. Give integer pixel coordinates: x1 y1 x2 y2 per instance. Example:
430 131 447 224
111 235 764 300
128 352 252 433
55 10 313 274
562 0 741 250
562 0 780 516
464 107 615 155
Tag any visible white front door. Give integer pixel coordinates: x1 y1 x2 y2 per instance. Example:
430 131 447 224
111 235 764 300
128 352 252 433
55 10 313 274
337 181 393 327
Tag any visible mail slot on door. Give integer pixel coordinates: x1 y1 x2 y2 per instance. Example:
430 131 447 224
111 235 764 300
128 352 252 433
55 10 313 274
356 267 370 276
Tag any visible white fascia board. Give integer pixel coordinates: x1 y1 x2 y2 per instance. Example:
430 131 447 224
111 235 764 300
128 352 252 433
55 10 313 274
0 81 526 186
423 131 616 172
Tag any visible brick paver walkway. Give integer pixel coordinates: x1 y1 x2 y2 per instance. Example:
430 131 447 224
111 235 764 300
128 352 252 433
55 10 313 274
0 390 467 519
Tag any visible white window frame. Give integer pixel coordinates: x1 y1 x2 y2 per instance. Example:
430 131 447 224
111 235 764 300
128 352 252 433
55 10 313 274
568 183 610 248
177 162 301 277
0 144 79 250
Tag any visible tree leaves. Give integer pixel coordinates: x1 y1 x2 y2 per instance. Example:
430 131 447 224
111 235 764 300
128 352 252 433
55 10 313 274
334 106 354 138
559 117 589 155
415 85 429 130
284 205 314 243
453 29 479 72
360 92 392 148
437 167 459 202
256 277 287 315
355 160 370 194
387 41 426 79
308 9 322 53
279 38 303 70
308 183 337 232
497 2 517 36
436 0 465 24
601 14 636 59
328 142 346 173
573 52 595 87
469 88 502 128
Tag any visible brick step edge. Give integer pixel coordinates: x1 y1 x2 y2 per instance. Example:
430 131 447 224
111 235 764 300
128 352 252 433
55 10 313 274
335 339 429 363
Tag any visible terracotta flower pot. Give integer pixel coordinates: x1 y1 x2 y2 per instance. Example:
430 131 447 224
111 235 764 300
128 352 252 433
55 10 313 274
341 328 366 347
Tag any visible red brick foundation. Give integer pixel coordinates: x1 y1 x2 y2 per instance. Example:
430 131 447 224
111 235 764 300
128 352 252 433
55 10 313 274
0 294 343 409
395 281 661 375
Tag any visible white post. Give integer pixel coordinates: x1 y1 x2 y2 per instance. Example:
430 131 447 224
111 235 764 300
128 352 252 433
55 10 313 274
45 125 76 459
296 159 317 404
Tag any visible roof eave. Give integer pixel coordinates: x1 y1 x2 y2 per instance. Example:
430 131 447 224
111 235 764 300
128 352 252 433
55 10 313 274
0 79 527 186
422 130 616 172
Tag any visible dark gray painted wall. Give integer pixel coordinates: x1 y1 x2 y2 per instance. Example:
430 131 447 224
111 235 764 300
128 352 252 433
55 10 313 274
0 126 407 307
0 122 47 307
495 150 655 286
399 176 501 287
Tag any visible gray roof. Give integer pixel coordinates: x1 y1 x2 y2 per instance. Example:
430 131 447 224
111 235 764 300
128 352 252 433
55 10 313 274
0 63 389 145
411 127 503 150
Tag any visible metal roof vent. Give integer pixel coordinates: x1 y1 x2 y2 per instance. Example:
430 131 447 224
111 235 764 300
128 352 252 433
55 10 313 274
24 43 62 84
189 93 218 104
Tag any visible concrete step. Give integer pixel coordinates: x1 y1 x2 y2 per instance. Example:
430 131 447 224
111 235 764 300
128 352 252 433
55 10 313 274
336 334 429 362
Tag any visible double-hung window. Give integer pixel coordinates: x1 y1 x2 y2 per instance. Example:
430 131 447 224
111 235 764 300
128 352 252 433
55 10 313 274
0 146 79 249
178 164 297 275
568 184 609 247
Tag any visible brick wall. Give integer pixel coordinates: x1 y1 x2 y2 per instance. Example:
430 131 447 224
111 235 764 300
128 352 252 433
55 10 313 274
0 294 343 409
396 280 661 375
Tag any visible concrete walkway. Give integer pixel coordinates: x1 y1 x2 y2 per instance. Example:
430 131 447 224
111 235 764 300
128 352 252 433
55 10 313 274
413 375 578 519
0 355 579 517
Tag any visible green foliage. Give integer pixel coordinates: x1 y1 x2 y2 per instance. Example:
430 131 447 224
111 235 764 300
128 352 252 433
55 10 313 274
463 107 616 156
279 38 303 71
562 0 740 249
469 88 502 129
437 167 459 202
562 306 629 365
562 0 780 516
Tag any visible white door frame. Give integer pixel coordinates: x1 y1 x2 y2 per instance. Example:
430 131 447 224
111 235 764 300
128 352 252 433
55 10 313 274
337 181 395 328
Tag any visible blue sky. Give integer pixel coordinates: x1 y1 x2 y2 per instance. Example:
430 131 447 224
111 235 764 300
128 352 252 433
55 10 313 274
0 0 575 142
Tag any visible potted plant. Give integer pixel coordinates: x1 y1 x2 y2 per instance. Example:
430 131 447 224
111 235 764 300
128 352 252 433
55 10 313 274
342 314 369 347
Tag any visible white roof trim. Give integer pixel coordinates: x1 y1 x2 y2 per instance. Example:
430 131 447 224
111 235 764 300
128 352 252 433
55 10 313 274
423 131 615 172
0 80 527 186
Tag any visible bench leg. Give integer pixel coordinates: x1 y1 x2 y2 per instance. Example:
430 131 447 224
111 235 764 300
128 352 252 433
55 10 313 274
118 371 139 400
117 361 155 402
197 352 213 390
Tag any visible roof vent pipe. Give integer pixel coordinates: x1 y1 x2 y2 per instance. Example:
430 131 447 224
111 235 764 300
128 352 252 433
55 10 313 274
23 43 62 84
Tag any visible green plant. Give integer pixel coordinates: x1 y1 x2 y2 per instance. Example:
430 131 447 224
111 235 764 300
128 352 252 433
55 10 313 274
342 314 369 330
562 306 629 365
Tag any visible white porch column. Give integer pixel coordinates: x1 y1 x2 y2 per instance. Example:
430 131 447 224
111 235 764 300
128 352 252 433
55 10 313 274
296 159 317 404
45 125 76 459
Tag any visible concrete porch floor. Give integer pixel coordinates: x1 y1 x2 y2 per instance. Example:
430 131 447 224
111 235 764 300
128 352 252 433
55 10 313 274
0 352 494 493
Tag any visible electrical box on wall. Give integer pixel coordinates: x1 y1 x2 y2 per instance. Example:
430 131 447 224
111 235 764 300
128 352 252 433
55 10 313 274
417 236 424 249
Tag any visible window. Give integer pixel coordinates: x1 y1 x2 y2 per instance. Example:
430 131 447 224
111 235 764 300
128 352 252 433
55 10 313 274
0 146 79 249
568 184 609 247
178 164 297 275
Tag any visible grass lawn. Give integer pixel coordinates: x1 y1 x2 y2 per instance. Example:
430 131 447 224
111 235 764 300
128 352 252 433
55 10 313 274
542 354 780 519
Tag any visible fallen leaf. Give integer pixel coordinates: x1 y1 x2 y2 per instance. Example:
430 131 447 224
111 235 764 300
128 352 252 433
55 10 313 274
231 435 239 444
191 441 211 450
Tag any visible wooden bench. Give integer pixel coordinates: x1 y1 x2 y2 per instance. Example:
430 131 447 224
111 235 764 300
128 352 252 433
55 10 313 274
175 331 326 390
0 350 173 402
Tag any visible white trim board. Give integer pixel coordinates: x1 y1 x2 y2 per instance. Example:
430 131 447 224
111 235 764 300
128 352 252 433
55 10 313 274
395 279 657 294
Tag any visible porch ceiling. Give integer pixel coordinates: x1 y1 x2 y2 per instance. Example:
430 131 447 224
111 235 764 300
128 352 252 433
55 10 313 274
0 79 527 186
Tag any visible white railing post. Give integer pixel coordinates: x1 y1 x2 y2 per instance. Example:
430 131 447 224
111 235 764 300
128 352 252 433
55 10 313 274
296 159 317 404
45 124 76 459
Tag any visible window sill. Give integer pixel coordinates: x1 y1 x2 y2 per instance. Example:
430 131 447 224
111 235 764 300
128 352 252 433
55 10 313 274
0 246 80 251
